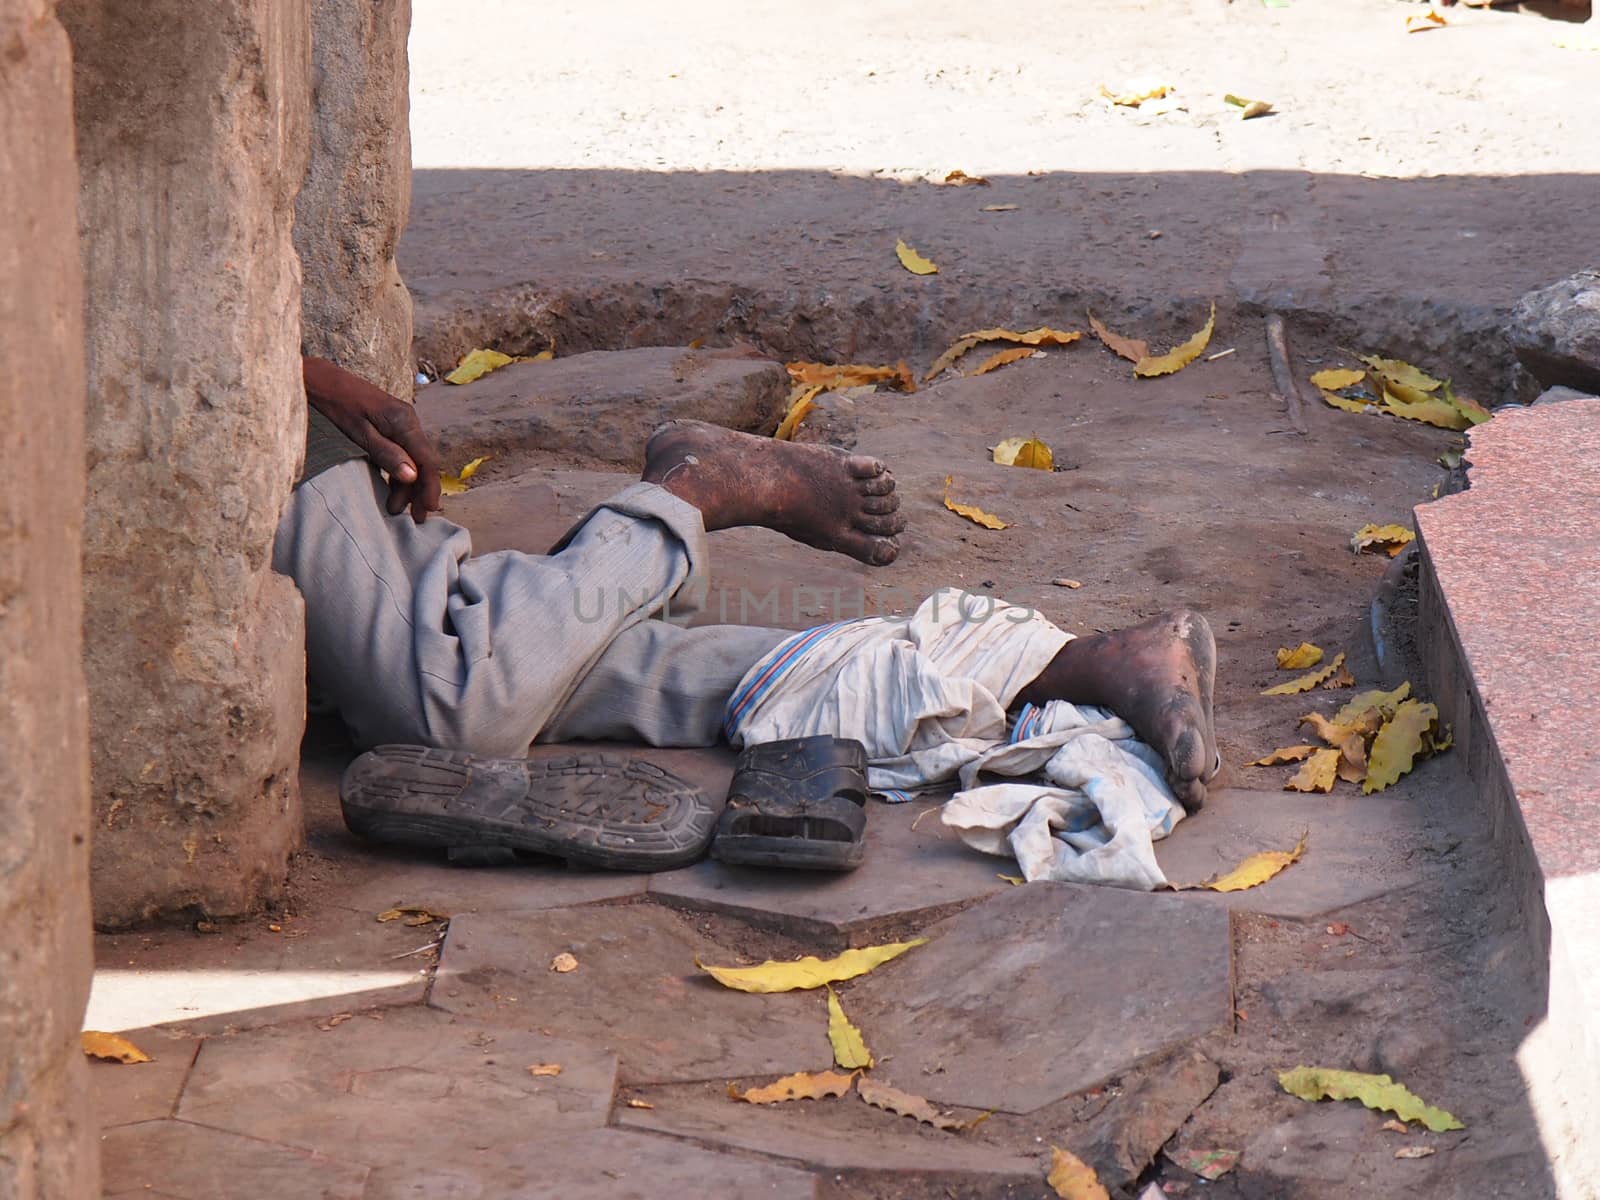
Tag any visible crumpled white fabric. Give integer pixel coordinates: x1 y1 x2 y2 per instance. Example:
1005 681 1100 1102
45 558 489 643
722 588 1185 889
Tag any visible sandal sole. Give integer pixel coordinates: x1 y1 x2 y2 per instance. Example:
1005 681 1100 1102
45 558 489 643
340 745 718 872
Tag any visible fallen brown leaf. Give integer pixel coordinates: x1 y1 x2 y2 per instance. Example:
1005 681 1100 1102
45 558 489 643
528 1063 563 1077
729 1070 855 1104
1046 1145 1110 1199
550 952 579 973
858 1077 987 1131
1086 311 1149 363
80 1031 152 1064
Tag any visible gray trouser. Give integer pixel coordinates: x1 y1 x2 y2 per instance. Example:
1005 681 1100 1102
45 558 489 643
271 460 789 755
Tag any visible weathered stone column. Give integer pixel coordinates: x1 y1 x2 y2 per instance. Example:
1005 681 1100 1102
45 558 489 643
0 0 98 1194
58 0 312 925
297 0 415 398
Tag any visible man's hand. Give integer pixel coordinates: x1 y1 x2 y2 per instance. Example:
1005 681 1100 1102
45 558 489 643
303 356 442 522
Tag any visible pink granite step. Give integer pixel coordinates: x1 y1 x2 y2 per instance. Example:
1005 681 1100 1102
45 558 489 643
1414 398 1600 1192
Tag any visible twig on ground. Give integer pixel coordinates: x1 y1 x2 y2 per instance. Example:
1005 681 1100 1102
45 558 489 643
1265 312 1310 436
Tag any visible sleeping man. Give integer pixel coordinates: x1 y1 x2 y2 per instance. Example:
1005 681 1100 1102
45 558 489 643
280 358 1219 880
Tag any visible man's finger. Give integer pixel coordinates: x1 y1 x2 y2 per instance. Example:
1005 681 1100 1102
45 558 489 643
386 479 412 517
361 421 421 485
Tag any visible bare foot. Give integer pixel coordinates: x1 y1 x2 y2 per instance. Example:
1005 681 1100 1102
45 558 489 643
641 420 906 565
1017 609 1219 812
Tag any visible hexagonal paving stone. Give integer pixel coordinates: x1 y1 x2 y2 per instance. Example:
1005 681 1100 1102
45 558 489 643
175 1007 616 1169
649 796 1009 936
88 1028 202 1128
1153 785 1443 918
845 882 1233 1114
430 906 826 1084
100 1120 366 1199
362 1128 819 1199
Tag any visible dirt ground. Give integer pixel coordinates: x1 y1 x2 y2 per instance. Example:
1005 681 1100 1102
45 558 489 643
88 1 1595 1196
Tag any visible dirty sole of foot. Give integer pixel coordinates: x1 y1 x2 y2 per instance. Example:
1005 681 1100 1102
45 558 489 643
340 746 719 871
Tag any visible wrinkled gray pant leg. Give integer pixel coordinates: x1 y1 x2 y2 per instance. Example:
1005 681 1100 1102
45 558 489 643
539 620 788 746
272 460 776 754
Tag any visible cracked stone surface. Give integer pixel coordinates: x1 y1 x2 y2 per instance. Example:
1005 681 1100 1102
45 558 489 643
176 1007 616 1167
100 1120 367 1199
87 1030 201 1128
649 796 1008 935
362 1128 819 1200
430 906 826 1083
846 883 1233 1114
616 1092 1040 1177
1153 785 1449 918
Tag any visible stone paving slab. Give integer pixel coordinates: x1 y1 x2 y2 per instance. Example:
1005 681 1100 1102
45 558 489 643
416 345 788 473
846 883 1232 1114
650 796 1008 936
88 1028 202 1129
362 1128 819 1200
1152 785 1445 919
176 1007 616 1167
431 906 827 1083
616 1091 1040 1178
100 1119 368 1199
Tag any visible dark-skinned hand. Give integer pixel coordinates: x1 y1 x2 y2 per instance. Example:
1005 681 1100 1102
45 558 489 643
302 356 442 522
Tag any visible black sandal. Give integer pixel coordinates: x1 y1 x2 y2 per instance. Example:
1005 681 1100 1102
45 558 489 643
710 736 870 871
339 745 718 871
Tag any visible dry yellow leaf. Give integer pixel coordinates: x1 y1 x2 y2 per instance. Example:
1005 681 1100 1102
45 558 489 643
550 952 579 973
1278 1067 1463 1131
439 456 490 496
1200 835 1307 892
942 476 1009 530
970 346 1038 376
1046 1146 1110 1200
528 1063 563 1077
1360 355 1444 395
1310 368 1366 390
1276 642 1324 670
998 873 1026 885
1285 748 1339 793
697 939 927 993
1324 664 1356 689
625 1098 655 1109
1396 1145 1437 1159
445 348 521 385
1052 578 1082 589
1334 682 1410 725
1262 651 1345 695
1321 389 1377 414
1224 93 1273 118
1364 699 1440 793
941 169 989 186
730 1070 856 1104
925 327 1081 380
1406 9 1448 31
81 1031 152 1064
376 905 448 926
896 239 939 275
1442 383 1492 426
827 987 874 1070
1249 745 1319 766
1380 1119 1411 1134
787 361 915 393
1133 304 1216 378
775 384 823 441
1099 79 1171 106
1335 732 1368 783
1351 523 1415 556
1298 710 1370 745
857 1077 985 1131
993 436 1054 470
1086 311 1150 363
1380 394 1472 431
982 204 1019 212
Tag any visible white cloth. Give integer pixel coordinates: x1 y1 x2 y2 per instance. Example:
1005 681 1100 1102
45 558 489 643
722 588 1185 889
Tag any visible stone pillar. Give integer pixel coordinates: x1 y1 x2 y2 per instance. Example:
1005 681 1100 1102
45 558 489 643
0 0 98 1195
296 0 415 399
58 0 312 925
